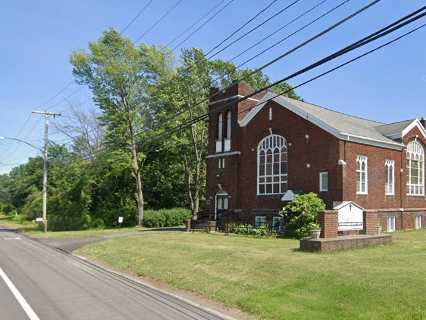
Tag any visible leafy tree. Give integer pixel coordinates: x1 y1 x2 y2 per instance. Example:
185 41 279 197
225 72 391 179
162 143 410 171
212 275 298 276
70 29 174 225
281 193 325 239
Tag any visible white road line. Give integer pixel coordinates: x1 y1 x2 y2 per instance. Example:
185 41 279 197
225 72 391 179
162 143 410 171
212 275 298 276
0 267 41 320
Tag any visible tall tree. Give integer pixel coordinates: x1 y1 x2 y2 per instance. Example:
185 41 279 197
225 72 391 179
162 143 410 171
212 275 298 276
70 29 174 225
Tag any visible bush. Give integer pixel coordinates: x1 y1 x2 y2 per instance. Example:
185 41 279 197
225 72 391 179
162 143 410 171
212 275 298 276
230 224 276 237
143 208 192 228
281 193 325 239
0 203 16 215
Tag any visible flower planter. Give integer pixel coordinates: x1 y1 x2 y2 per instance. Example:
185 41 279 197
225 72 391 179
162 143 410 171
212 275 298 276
311 229 321 239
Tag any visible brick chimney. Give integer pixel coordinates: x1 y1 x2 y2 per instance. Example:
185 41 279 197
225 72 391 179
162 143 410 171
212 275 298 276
209 81 267 120
208 81 267 155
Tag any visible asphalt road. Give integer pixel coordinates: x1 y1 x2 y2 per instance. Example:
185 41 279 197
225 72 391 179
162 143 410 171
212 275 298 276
0 229 231 320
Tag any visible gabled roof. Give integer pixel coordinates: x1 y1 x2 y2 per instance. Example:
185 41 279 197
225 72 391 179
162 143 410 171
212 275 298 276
333 201 364 211
239 92 408 150
375 119 414 139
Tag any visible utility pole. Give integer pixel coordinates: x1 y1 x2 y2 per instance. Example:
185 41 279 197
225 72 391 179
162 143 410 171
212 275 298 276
32 111 61 232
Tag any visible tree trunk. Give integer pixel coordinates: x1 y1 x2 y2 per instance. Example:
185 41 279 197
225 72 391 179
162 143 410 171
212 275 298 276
187 111 202 220
122 94 144 226
131 141 144 226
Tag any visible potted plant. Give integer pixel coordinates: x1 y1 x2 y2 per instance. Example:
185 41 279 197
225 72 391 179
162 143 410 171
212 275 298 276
310 223 321 239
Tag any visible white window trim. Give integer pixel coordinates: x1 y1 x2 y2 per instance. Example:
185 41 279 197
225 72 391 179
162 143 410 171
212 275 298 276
387 216 396 232
268 107 272 121
415 215 422 230
319 171 328 192
356 155 368 195
214 192 229 220
385 159 395 196
256 134 288 195
406 140 425 196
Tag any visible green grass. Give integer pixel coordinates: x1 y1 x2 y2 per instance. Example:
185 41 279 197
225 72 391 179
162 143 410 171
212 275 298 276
77 231 426 320
0 214 141 239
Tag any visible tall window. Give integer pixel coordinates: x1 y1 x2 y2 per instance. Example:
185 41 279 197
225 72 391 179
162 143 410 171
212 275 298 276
257 134 288 195
356 155 368 194
216 113 223 153
385 160 395 195
226 111 231 139
406 140 424 196
217 113 223 141
224 111 231 151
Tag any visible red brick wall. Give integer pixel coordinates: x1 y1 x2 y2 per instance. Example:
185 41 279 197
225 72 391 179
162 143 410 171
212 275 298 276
364 211 379 235
317 211 338 238
206 82 426 222
237 100 341 211
342 141 402 209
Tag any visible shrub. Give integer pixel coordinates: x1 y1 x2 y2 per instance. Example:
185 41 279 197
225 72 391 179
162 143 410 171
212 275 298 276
143 208 192 228
281 192 325 239
230 224 276 237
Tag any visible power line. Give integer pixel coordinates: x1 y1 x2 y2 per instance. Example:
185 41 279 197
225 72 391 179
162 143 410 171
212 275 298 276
207 0 303 59
235 0 350 68
171 0 235 51
151 0 381 132
61 18 426 159
135 0 184 43
166 0 227 47
120 0 153 34
229 0 332 63
40 80 74 107
205 0 281 56
141 7 426 144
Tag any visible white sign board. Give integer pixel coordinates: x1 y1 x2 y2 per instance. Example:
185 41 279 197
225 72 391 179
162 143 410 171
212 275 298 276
118 216 124 224
336 202 363 231
35 218 44 223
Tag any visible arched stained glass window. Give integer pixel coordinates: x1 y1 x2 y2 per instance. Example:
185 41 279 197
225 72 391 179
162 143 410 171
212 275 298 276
406 140 424 196
257 134 288 195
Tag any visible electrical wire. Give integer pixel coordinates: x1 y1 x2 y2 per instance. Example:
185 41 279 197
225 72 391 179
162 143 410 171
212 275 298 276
229 0 332 63
120 0 153 34
207 0 303 59
205 0 281 56
141 8 426 144
151 0 381 132
166 0 227 47
236 0 350 68
135 0 184 43
171 0 235 51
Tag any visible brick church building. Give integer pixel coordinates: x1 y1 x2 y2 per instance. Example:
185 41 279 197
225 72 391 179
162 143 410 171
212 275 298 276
206 81 426 232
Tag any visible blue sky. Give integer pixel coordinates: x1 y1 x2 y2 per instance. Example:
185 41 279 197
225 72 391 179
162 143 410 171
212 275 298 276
0 0 425 173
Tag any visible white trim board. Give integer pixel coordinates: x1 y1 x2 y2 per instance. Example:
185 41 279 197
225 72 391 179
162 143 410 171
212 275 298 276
209 95 259 106
402 119 426 140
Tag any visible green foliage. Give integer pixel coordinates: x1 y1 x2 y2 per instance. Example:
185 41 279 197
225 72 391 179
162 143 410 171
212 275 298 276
231 224 277 237
143 208 192 228
0 31 301 232
281 193 325 239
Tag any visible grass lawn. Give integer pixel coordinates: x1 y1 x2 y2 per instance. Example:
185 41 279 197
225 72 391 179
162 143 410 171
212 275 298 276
77 231 426 320
0 214 141 239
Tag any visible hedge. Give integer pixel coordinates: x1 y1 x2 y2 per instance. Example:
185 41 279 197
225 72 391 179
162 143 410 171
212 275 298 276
143 208 192 228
